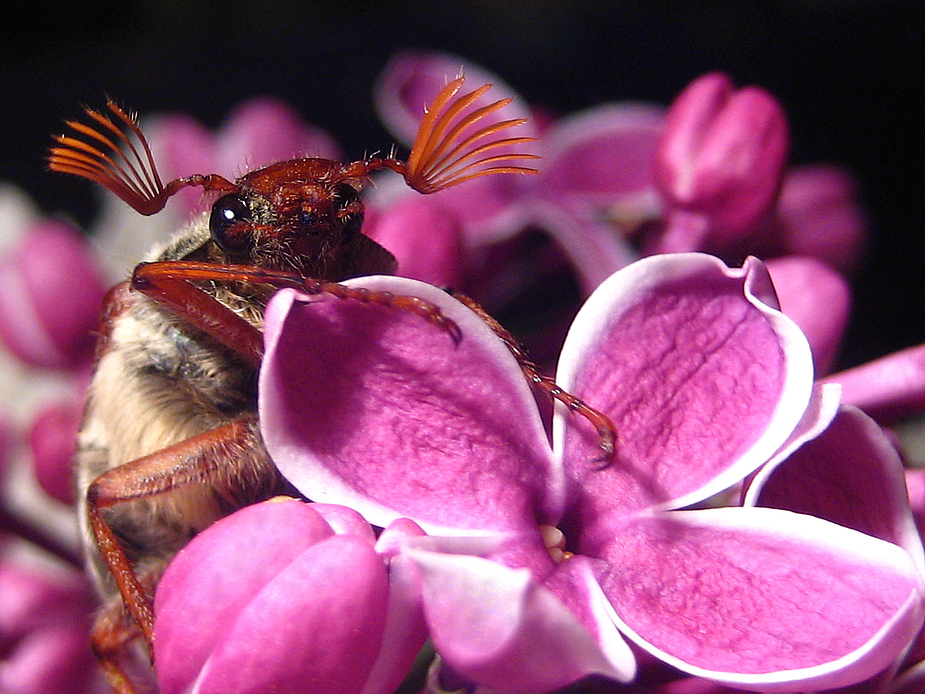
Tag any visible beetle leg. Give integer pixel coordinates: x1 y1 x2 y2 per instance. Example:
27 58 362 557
132 261 462 349
131 264 264 367
447 289 617 464
85 417 266 654
89 566 162 694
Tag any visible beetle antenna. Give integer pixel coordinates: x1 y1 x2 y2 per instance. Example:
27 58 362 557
347 77 540 194
48 99 233 215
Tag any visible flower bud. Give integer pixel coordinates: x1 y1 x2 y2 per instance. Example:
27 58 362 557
154 499 426 694
654 72 789 242
0 221 106 370
29 398 82 505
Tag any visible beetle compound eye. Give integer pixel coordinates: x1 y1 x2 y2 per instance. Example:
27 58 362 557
209 194 254 255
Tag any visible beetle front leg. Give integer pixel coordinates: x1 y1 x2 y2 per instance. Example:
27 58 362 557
85 417 265 654
447 289 617 464
132 260 463 348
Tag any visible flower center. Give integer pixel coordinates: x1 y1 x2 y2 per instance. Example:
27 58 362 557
540 524 573 563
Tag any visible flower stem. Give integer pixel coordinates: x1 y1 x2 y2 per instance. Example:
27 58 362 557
0 503 82 569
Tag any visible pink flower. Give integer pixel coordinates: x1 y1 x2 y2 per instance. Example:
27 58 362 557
652 72 789 249
369 53 867 379
153 498 428 694
0 219 106 371
28 398 83 506
0 558 100 694
370 50 661 295
258 253 923 692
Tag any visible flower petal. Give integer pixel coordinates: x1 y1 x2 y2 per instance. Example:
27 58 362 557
361 519 430 694
537 102 665 210
404 544 632 692
743 381 842 500
823 342 925 422
766 256 850 375
190 534 389 694
154 499 335 694
364 195 464 287
259 277 561 534
0 221 106 370
555 254 813 522
749 406 925 575
594 508 925 691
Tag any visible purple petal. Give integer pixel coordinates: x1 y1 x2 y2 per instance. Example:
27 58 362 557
28 398 82 505
822 343 925 422
907 469 925 543
748 406 925 572
537 103 665 210
154 499 336 693
555 254 813 523
744 382 842 500
189 535 389 694
0 221 106 370
259 277 561 534
0 561 98 694
775 164 867 275
363 195 464 287
766 256 850 375
595 508 925 691
363 519 430 694
404 544 634 692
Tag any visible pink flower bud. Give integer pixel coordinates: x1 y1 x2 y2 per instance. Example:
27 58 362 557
654 72 789 242
0 561 99 694
0 221 106 370
29 398 82 505
154 499 426 694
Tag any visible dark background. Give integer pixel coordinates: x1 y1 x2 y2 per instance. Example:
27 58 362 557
2 0 922 370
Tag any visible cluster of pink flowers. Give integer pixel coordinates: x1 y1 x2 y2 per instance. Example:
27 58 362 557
2 50 925 694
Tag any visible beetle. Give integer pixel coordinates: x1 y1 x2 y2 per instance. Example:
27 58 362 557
49 77 616 693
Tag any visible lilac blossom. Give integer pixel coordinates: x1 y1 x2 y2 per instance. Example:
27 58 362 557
744 405 925 694
369 50 661 295
256 252 924 692
0 215 106 371
368 51 867 308
0 556 101 694
152 498 428 694
650 72 788 254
